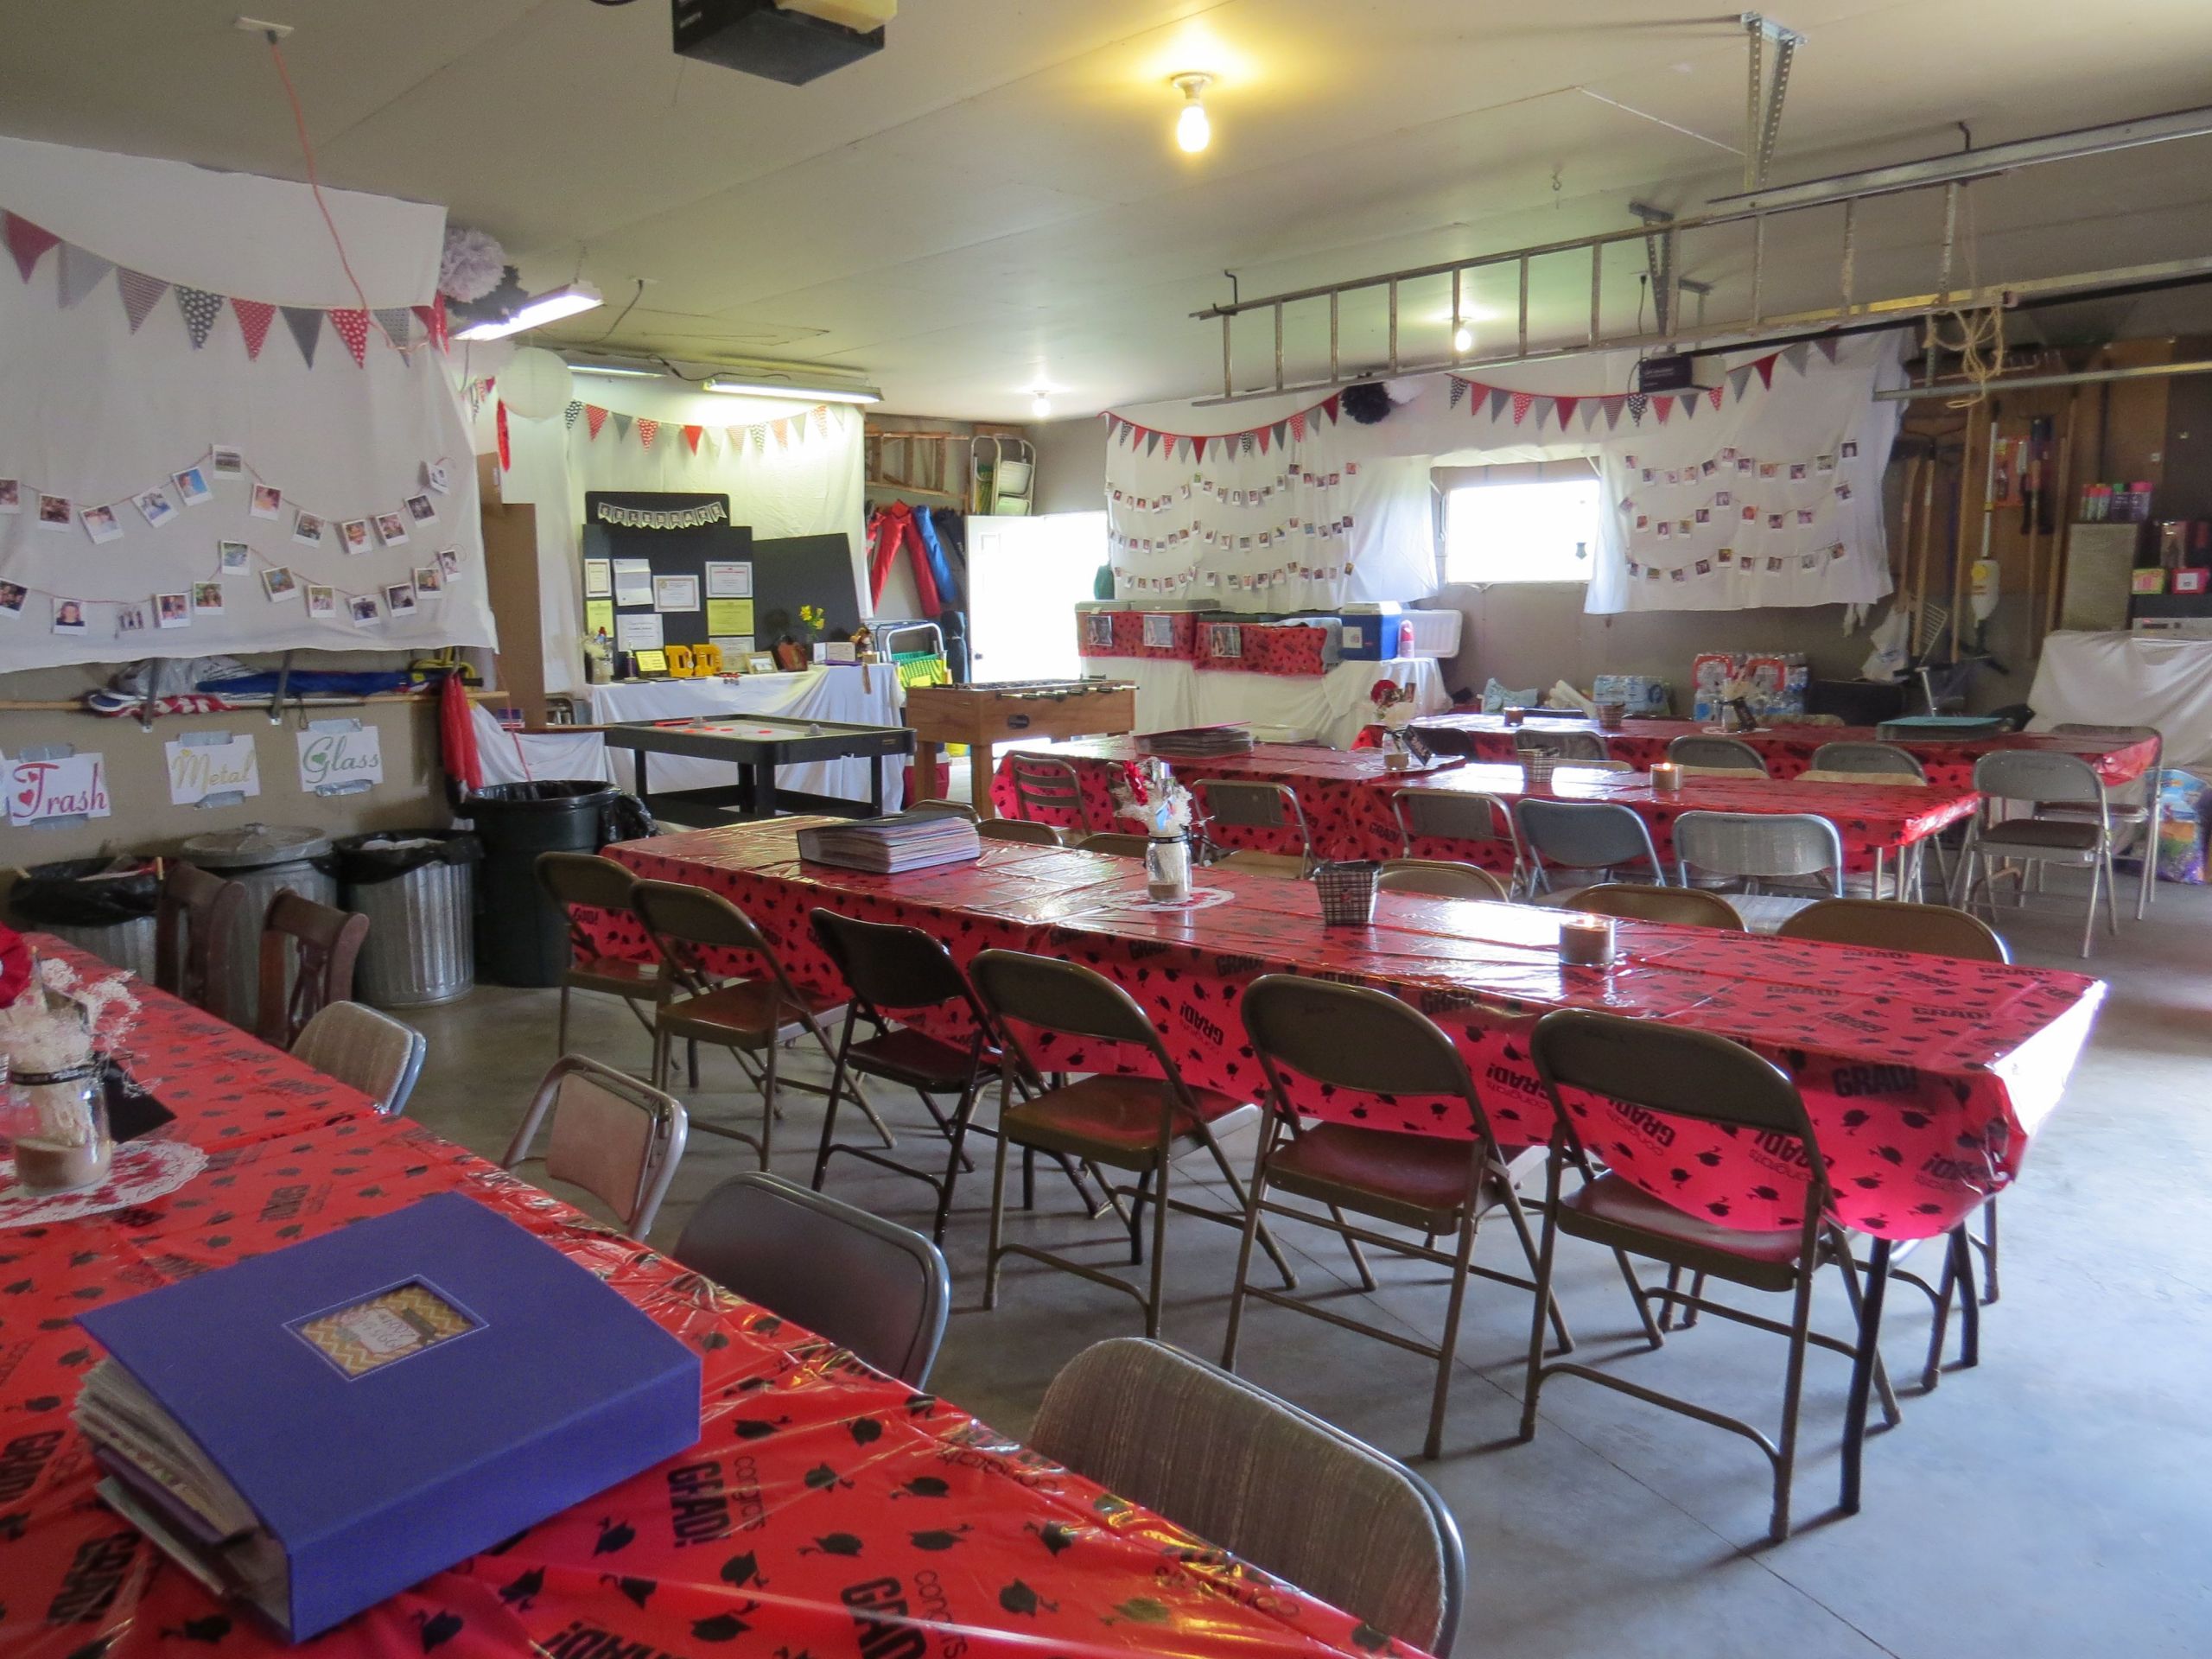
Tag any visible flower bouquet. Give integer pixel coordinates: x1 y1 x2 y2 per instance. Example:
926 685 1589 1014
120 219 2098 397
1112 758 1198 900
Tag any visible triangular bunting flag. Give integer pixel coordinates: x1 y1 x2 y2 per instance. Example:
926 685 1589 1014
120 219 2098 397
1602 397 1624 430
774 419 791 448
584 404 608 440
1240 431 1255 454
1147 430 1164 456
1190 435 1206 462
812 404 830 436
1754 353 1779 389
1290 410 1308 439
1708 384 1725 409
1625 392 1649 426
1653 396 1672 425
1510 391 1535 425
683 423 702 454
414 302 448 353
328 308 371 366
175 285 223 349
1323 395 1341 423
566 401 584 429
752 424 766 452
1553 395 1577 428
282 304 324 367
1271 420 1288 449
1579 398 1602 431
1487 387 1510 421
636 418 659 449
1257 425 1272 454
1728 363 1757 399
611 412 633 440
118 269 170 334
373 306 415 348
232 298 275 359
57 244 112 309
1448 378 1467 410
1678 392 1699 422
1815 335 1842 364
3 213 59 283
1779 341 1812 377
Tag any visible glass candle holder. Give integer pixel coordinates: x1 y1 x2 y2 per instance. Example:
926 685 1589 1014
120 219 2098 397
1145 836 1192 903
3 1058 112 1194
1649 762 1683 794
1558 913 1617 969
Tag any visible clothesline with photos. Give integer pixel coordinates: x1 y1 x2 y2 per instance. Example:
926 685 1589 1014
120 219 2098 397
1445 340 1834 430
0 209 442 366
0 444 465 640
467 379 845 456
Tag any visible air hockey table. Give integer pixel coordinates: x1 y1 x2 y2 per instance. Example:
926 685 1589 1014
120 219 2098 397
598 714 913 825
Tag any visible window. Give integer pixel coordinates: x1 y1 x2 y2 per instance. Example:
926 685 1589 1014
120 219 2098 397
1441 476 1600 584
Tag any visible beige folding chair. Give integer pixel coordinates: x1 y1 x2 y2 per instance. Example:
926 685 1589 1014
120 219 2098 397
536 851 665 1057
969 949 1291 1339
1955 750 2119 957
1572 882 1744 930
631 879 890 1166
2051 723 2164 918
1031 1338 1465 1656
1376 858 1509 901
1391 787 1526 895
1672 810 1844 931
503 1053 688 1236
1804 740 1927 785
291 1001 427 1117
1515 727 1611 761
1229 976 1565 1459
1003 753 1092 833
1668 734 1770 776
1196 779 1314 876
978 817 1064 847
1520 1009 1897 1543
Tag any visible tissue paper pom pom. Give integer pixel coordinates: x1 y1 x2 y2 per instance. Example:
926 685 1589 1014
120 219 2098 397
1384 377 1425 404
440 226 508 304
1341 382 1392 424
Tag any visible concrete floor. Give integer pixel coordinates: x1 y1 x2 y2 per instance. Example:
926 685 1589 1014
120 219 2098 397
400 875 2212 1659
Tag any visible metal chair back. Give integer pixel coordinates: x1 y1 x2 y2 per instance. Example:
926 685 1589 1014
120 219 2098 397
291 1001 428 1117
1392 787 1518 859
632 878 807 1007
1006 754 1090 832
535 850 639 912
1516 728 1610 760
1076 831 1151 856
1376 859 1508 901
156 862 247 1027
909 798 979 821
674 1172 951 1386
1572 882 1743 930
1198 778 1311 844
1775 898 2009 962
1242 974 1478 1101
256 889 370 1048
1974 749 2105 809
1668 734 1769 774
1807 741 1926 782
1514 798 1665 885
504 1053 688 1235
970 948 1162 1052
1674 810 1845 890
977 817 1062 846
1030 1338 1465 1656
810 908 985 1020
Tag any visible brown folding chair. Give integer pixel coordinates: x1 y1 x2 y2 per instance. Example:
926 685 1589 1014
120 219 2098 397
256 889 369 1048
969 949 1292 1339
1572 882 1745 930
536 852 665 1058
1196 779 1314 875
1520 1009 1898 1542
1076 831 1152 857
630 879 889 1167
1229 976 1565 1459
1390 787 1526 895
1376 859 1509 901
1004 754 1091 833
910 798 979 822
504 1054 687 1236
977 817 1063 847
156 862 247 1026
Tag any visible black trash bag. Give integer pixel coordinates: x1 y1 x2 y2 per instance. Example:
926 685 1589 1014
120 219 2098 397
470 779 614 804
604 791 657 846
334 830 485 887
10 858 159 926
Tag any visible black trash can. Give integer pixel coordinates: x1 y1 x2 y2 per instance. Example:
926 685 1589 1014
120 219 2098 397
7 858 160 981
464 781 615 988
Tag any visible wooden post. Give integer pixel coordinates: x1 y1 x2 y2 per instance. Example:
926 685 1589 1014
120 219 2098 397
1948 417 1981 662
2045 392 2080 640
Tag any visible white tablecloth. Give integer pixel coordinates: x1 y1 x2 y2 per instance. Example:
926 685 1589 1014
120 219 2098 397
581 666 907 810
472 703 612 785
2028 631 2212 769
1086 656 1448 749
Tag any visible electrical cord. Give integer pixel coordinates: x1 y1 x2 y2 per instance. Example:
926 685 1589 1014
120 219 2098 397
265 35 404 356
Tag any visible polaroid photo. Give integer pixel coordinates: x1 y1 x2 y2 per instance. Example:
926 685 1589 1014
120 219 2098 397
250 484 283 519
156 592 190 628
217 540 251 575
37 493 72 530
0 581 25 619
404 493 436 524
292 511 325 547
306 585 337 619
385 581 419 617
51 597 86 635
211 446 245 480
0 479 18 513
1797 508 1815 525
82 505 124 544
349 594 382 628
1815 454 1835 474
413 563 444 599
117 603 146 635
174 467 213 507
191 582 226 614
1789 463 1808 481
261 566 301 602
1840 440 1859 460
135 486 179 530
437 547 461 581
374 512 410 547
424 459 451 495
1767 513 1785 531
340 518 372 555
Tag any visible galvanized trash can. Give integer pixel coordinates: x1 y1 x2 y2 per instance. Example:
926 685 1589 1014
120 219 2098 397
334 830 480 1008
178 823 336 1033
6 858 161 982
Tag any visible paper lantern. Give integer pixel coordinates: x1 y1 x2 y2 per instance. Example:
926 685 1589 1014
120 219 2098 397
499 347 574 420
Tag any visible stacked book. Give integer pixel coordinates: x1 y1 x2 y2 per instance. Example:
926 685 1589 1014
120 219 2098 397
797 809 983 873
1137 723 1255 759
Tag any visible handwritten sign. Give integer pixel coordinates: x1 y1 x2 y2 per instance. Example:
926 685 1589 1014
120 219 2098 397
297 727 384 796
165 734 260 807
6 752 111 827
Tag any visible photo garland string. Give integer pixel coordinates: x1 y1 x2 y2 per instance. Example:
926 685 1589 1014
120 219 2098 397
0 445 463 639
594 501 728 530
1109 458 1354 516
0 208 442 368
1614 439 1862 586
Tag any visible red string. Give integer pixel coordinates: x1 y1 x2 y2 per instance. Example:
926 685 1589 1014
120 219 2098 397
266 38 400 355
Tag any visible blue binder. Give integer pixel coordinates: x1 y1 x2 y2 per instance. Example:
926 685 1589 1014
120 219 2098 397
79 1191 702 1639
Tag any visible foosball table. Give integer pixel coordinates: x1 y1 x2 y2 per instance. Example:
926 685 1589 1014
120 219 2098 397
904 678 1138 817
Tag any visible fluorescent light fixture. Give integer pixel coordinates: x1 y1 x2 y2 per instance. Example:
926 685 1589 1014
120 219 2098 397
454 282 605 341
703 374 882 404
568 360 663 379
1173 73 1212 154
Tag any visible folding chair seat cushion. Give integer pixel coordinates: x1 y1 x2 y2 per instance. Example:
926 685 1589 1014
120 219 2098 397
1562 1173 1808 1279
1268 1123 1524 1223
1005 1075 1253 1154
661 977 841 1040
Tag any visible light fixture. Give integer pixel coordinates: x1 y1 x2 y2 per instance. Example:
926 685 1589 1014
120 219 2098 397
568 360 663 378
1030 391 1052 419
452 281 604 341
703 374 882 405
1452 322 1475 354
1172 73 1212 154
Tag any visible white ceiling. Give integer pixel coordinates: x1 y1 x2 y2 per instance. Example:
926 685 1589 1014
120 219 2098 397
3 0 2211 419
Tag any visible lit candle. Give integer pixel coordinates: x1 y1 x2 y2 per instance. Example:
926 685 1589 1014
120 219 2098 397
1559 912 1616 968
1649 762 1683 793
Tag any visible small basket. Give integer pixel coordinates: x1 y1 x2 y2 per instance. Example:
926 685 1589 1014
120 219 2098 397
1520 753 1558 791
1315 860 1381 926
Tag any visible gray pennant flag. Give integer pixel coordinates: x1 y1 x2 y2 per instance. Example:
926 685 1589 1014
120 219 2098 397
57 243 112 310
1728 363 1756 401
117 268 170 333
1487 387 1510 421
1679 392 1699 422
282 304 324 367
1780 341 1812 377
611 412 633 440
1815 335 1842 364
175 286 224 349
1578 398 1601 432
1145 429 1161 456
1602 397 1624 431
372 306 415 346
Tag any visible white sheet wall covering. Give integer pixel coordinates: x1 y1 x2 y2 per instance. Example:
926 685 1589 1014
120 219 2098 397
1091 656 1446 749
0 136 486 672
2028 631 2212 769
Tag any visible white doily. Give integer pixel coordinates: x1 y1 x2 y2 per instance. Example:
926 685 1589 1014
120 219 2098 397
1116 886 1236 912
0 1139 208 1229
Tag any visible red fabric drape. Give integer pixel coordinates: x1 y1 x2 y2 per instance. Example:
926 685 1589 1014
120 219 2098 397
867 501 943 615
438 671 482 793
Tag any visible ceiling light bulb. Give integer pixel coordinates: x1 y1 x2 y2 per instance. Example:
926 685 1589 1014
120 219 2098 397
1031 391 1052 419
1173 73 1212 154
1453 323 1474 354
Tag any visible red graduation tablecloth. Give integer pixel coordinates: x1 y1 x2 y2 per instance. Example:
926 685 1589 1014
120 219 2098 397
1408 714 2160 791
585 825 2103 1243
0 939 1402 1659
